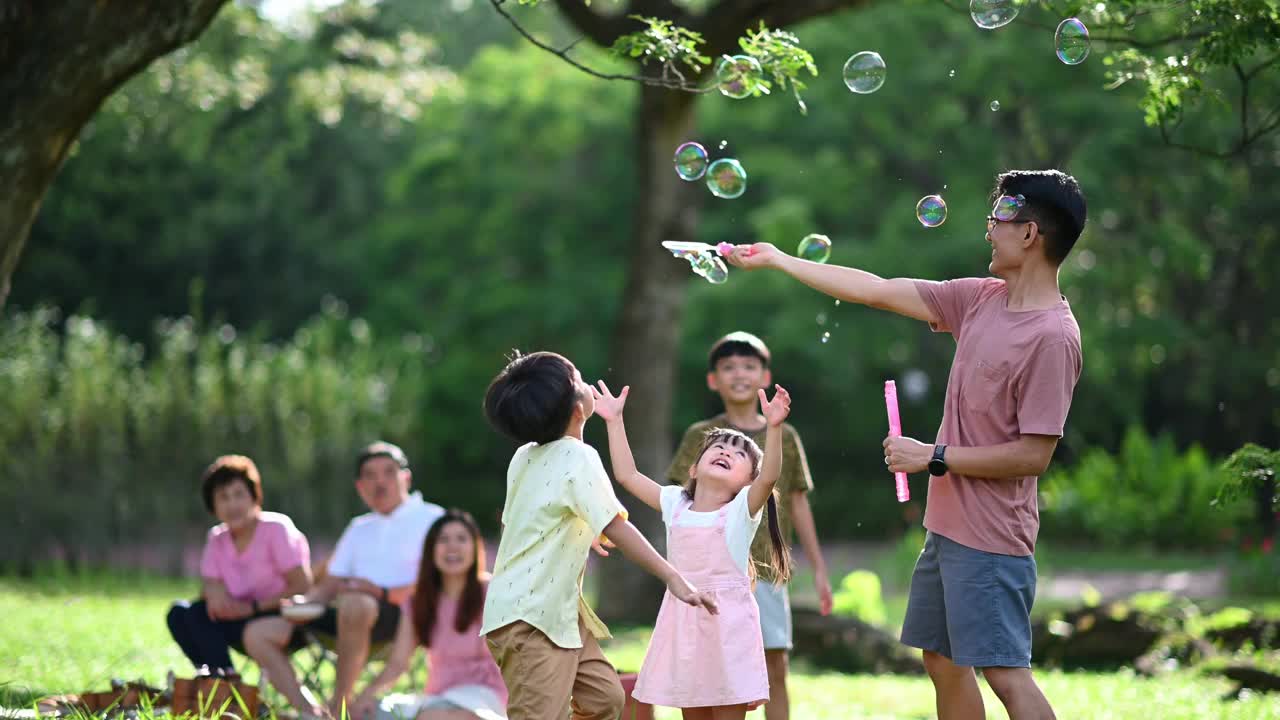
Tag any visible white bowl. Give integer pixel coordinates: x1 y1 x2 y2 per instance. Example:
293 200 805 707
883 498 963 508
281 602 326 622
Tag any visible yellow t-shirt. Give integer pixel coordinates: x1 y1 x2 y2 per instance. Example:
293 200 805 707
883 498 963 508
480 437 627 648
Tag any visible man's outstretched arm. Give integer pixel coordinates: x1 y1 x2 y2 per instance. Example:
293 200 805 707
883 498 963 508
725 242 937 324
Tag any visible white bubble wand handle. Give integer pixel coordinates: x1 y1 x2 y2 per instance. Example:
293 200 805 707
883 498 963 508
884 380 910 503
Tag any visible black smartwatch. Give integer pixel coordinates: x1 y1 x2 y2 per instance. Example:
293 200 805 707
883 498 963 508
928 444 948 476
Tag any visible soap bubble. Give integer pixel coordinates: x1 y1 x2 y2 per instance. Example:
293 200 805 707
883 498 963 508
821 332 831 344
970 0 1018 29
1055 18 1091 65
991 193 1026 222
916 195 948 227
673 142 708 181
842 52 886 94
990 100 1000 111
705 159 747 199
797 234 832 263
716 55 762 99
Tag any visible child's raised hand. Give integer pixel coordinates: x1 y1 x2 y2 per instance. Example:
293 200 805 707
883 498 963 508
591 380 629 422
759 384 792 427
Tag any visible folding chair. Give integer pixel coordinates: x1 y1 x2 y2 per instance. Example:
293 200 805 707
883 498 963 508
293 626 428 695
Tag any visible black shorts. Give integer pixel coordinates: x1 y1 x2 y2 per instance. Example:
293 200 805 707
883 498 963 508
301 598 401 644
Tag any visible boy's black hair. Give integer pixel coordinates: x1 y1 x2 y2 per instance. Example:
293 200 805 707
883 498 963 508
707 331 771 371
483 350 580 445
991 169 1087 265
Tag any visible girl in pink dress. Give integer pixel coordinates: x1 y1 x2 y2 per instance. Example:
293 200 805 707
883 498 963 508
349 510 508 720
592 381 793 720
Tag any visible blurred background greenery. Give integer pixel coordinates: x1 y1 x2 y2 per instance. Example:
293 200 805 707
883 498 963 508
0 0 1276 580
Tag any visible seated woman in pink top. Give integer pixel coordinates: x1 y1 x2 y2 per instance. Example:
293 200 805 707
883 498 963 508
167 455 312 674
349 510 507 720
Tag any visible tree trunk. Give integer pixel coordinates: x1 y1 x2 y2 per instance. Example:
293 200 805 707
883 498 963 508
0 0 229 310
595 82 700 623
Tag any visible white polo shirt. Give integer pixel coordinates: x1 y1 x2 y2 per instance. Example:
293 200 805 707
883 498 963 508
327 492 444 588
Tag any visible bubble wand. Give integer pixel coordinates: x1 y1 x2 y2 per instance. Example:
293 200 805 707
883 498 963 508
660 241 737 257
660 241 736 284
884 380 910 503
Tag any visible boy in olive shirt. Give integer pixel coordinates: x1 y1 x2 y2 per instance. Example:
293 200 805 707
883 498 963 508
667 332 833 720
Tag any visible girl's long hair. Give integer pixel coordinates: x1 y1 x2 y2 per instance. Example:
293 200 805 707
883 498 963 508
411 509 487 648
685 428 791 584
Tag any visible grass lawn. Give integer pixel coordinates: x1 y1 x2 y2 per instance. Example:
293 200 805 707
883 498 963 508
4 573 1279 719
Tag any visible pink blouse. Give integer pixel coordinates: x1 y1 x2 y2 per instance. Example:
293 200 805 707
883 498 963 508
417 591 507 704
199 512 310 603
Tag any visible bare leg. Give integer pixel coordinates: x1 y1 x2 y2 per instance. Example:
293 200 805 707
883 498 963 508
329 592 380 714
762 650 789 720
243 616 322 715
711 705 749 720
681 708 714 720
982 667 1056 720
922 650 984 720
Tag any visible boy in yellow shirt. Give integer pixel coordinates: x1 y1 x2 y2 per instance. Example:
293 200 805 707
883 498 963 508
480 351 716 720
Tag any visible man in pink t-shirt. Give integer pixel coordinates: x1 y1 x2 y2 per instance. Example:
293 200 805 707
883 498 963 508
729 169 1086 720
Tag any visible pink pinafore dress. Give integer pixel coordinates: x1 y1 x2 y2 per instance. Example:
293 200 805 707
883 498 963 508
631 496 768 709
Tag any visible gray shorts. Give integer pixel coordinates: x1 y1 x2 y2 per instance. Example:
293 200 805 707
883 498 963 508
900 531 1037 668
753 580 793 651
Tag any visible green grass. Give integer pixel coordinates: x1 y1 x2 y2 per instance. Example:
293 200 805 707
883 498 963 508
603 627 1280 719
4 573 1280 719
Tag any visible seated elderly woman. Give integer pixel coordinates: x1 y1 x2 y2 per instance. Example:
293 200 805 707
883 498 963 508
348 510 507 720
167 455 312 674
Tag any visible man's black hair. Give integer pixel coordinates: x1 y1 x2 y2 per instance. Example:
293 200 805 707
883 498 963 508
992 169 1087 265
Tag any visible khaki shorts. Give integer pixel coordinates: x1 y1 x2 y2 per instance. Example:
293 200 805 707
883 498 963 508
484 618 624 720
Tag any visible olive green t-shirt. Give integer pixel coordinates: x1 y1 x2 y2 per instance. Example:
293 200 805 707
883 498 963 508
665 415 813 583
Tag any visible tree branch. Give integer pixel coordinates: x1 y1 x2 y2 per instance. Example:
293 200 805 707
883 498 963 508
487 0 702 90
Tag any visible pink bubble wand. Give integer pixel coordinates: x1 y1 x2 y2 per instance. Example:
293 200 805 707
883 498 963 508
884 380 910 503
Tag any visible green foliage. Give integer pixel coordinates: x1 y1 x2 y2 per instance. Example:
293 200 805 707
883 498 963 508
832 569 888 626
0 305 441 570
610 15 710 73
875 528 927 591
1216 443 1279 510
1039 427 1247 548
533 0 1280 151
736 23 818 112
12 0 1280 551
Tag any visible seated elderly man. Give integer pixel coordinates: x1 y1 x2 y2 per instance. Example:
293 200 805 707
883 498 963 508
244 442 443 718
